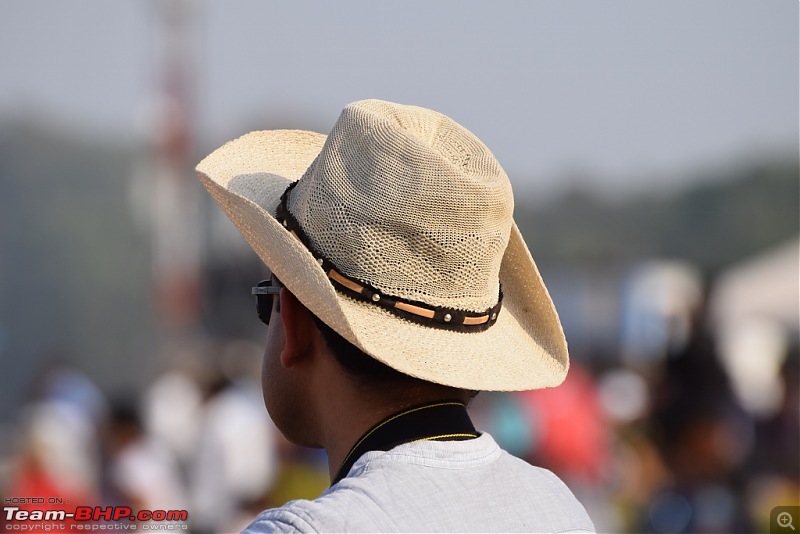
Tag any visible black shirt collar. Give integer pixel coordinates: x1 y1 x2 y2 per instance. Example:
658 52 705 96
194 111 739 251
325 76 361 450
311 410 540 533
332 400 479 485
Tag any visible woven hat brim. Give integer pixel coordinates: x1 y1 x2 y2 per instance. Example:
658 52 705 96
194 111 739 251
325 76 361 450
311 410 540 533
196 130 569 391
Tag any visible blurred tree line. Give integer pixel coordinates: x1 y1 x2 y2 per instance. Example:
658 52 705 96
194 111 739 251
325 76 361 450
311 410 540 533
515 159 798 275
0 122 797 421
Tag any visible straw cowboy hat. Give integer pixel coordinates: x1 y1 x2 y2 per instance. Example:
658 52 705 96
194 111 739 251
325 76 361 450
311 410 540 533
196 99 568 391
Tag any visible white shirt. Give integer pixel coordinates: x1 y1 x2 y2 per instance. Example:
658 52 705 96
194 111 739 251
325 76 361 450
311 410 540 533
244 433 595 533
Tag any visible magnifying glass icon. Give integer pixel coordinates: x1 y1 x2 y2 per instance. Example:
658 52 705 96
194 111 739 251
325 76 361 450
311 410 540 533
778 512 796 531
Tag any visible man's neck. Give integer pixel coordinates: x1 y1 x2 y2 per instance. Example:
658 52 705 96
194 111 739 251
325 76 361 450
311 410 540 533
318 383 472 482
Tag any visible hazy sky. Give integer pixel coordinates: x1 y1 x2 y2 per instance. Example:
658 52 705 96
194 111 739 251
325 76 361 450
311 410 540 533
1 1 797 196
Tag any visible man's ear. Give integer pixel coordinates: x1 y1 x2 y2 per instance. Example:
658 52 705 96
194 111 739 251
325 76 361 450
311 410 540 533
278 289 316 368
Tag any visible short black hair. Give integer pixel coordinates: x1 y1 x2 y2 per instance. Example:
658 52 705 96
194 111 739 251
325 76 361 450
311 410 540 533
310 313 479 404
310 315 411 384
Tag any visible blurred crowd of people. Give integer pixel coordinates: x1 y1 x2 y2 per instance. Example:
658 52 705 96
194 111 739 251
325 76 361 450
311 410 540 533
474 310 799 533
1 281 797 533
0 341 329 533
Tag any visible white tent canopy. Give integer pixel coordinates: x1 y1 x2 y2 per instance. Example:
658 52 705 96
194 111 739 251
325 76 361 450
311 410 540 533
711 237 799 332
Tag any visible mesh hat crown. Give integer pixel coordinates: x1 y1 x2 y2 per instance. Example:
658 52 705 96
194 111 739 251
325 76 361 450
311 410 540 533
288 100 511 312
196 99 569 391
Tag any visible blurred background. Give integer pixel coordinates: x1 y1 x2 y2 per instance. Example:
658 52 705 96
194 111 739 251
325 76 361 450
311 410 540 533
0 1 797 532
